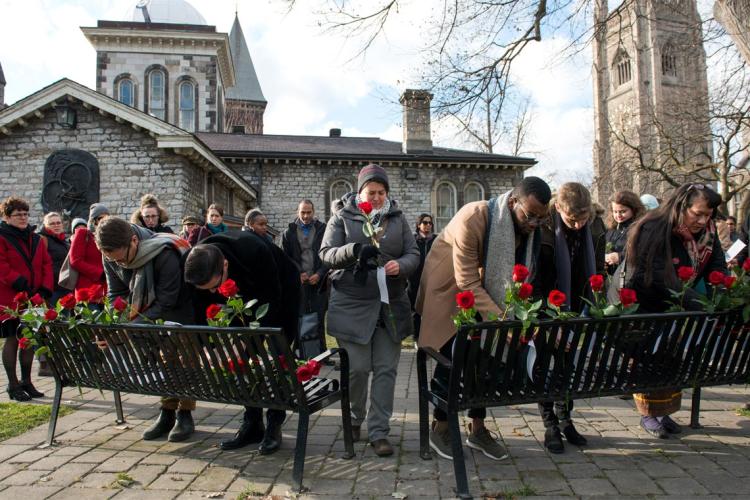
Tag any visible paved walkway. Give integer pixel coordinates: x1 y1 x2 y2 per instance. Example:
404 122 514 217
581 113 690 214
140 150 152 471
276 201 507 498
0 350 748 499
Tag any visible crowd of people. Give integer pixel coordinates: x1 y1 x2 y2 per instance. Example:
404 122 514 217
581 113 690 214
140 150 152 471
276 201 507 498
0 166 746 461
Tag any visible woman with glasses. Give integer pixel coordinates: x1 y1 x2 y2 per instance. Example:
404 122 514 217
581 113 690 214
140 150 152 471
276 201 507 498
408 214 437 339
131 193 174 234
0 197 53 400
39 212 71 303
604 190 646 276
69 203 109 296
625 183 726 438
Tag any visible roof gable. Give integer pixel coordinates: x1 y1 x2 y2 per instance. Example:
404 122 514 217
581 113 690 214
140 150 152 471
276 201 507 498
226 14 266 103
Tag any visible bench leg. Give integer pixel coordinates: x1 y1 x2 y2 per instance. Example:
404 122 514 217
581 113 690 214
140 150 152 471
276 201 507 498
113 391 125 424
292 412 310 493
46 382 63 446
417 351 431 460
340 391 355 459
690 386 702 429
448 412 472 500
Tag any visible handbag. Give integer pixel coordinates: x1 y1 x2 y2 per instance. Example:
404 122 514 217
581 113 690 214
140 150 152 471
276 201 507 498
606 259 631 304
298 312 322 359
58 253 78 290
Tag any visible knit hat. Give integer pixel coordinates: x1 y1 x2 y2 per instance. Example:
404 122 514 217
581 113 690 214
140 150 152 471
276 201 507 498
181 215 201 225
71 218 87 231
89 203 109 221
357 164 389 193
640 194 659 211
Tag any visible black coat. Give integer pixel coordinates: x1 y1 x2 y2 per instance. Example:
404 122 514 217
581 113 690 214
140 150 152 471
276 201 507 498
38 228 70 291
196 232 301 345
408 232 436 306
605 217 635 275
627 220 726 313
281 219 328 284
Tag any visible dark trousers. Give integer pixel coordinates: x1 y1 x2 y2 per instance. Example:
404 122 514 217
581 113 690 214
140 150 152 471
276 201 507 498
432 336 486 422
538 400 574 428
243 407 286 426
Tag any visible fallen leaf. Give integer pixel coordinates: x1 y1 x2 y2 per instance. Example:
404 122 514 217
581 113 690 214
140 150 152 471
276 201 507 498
115 425 131 430
392 492 408 499
205 493 224 498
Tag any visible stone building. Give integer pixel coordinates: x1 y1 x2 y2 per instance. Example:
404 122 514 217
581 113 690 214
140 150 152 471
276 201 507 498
592 0 713 203
0 79 255 225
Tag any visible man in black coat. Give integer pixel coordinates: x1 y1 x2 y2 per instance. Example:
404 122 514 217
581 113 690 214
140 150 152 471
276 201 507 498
184 231 301 454
281 200 328 356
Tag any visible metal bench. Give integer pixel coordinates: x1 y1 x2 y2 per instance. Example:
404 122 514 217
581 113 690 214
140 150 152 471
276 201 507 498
417 309 750 499
39 322 355 492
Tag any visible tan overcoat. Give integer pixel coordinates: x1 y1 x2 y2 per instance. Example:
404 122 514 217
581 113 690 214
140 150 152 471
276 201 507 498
415 201 503 350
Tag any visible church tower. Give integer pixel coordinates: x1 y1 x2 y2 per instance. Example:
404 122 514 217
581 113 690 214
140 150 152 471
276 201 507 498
0 61 6 109
592 0 712 203
224 14 266 134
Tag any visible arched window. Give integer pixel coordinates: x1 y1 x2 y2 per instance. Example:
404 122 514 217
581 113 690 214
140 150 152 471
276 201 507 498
435 181 457 231
463 181 485 204
147 69 166 120
330 179 353 204
118 79 134 107
613 49 632 88
661 43 677 78
178 81 195 132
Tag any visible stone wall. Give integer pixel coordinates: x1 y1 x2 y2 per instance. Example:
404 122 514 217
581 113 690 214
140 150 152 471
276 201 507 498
0 101 234 232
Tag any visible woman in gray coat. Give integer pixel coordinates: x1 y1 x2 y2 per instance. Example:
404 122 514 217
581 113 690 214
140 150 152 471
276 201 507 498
320 164 419 457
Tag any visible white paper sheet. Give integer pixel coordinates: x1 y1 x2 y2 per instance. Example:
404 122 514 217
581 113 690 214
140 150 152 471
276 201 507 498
725 239 746 262
377 266 389 304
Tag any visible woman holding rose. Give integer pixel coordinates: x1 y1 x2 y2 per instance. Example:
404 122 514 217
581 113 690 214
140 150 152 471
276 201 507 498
625 183 726 438
319 164 419 456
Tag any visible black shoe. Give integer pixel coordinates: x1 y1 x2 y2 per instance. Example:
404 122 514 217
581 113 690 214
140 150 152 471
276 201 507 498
168 410 195 442
142 409 176 440
561 423 587 446
37 361 53 377
544 426 564 454
259 418 283 455
19 381 44 398
220 420 265 451
7 385 31 402
661 415 682 434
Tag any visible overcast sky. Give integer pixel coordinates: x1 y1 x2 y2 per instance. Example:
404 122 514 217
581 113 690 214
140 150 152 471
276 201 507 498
0 0 596 184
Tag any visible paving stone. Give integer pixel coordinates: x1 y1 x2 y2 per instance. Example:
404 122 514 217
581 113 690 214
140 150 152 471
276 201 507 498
225 474 273 495
125 464 166 488
569 477 619 496
6 447 54 463
148 473 195 491
657 477 711 495
48 487 117 499
0 468 51 486
43 462 98 486
71 472 118 489
354 470 396 495
71 449 119 464
95 451 148 472
519 470 574 495
186 465 237 491
0 485 63 499
302 477 355 495
605 468 662 495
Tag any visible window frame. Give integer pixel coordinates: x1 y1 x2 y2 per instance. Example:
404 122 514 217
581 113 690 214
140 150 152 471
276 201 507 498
434 180 458 232
145 67 168 121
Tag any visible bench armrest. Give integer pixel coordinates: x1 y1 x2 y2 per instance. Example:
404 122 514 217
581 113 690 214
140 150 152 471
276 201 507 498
419 347 452 368
311 348 342 364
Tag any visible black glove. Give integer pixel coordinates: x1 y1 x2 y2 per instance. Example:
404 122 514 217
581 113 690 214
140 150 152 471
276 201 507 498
354 244 380 285
11 276 30 293
37 287 52 300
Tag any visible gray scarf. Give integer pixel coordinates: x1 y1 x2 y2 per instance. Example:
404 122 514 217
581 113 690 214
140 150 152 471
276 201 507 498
483 191 537 313
553 212 596 310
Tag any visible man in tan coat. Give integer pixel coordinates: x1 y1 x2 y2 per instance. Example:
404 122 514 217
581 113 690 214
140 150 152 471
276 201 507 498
416 176 551 461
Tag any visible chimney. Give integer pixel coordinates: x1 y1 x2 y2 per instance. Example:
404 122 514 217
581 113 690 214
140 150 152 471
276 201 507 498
329 128 341 137
400 89 433 154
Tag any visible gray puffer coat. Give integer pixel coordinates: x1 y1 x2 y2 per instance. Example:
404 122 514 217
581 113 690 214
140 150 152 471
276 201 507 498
320 195 419 345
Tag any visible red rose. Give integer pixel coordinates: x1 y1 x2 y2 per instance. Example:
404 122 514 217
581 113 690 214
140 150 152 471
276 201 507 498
512 264 530 283
30 294 44 306
228 359 246 373
296 364 314 383
455 290 475 310
708 271 726 286
206 304 222 320
548 290 566 308
308 359 322 376
743 260 750 272
44 309 58 321
518 282 533 300
218 278 240 298
13 292 29 305
589 274 605 292
75 287 91 303
357 201 373 215
18 337 31 350
723 275 736 289
619 288 637 307
677 266 694 282
59 294 76 310
88 284 105 303
278 354 290 370
519 334 530 345
112 296 128 313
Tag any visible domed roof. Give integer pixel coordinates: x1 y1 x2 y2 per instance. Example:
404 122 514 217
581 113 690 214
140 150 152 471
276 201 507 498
130 0 207 25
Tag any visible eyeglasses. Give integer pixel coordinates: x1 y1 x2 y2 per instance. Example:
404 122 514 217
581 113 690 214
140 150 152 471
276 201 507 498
514 199 546 224
687 183 707 192
420 220 433 226
104 243 132 265
10 212 29 219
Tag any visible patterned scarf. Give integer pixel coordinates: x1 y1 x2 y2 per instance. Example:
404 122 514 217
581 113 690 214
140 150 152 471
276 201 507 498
673 219 716 275
355 193 391 228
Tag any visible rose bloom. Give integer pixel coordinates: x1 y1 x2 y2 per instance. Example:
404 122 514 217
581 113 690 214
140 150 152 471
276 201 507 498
218 278 240 298
743 260 750 273
708 271 726 286
512 264 530 283
44 309 58 321
619 288 637 307
13 291 29 304
30 293 44 306
278 354 289 370
723 275 737 289
18 337 31 350
589 274 605 292
113 296 128 312
518 282 533 300
307 359 322 376
548 290 566 308
455 290 475 310
75 288 92 303
296 363 314 382
206 303 222 320
88 284 105 303
677 266 694 282
59 293 77 310
357 201 373 215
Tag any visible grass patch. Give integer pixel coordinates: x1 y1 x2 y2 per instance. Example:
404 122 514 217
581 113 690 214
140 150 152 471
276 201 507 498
0 402 74 442
236 484 266 499
736 407 750 417
109 472 135 489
